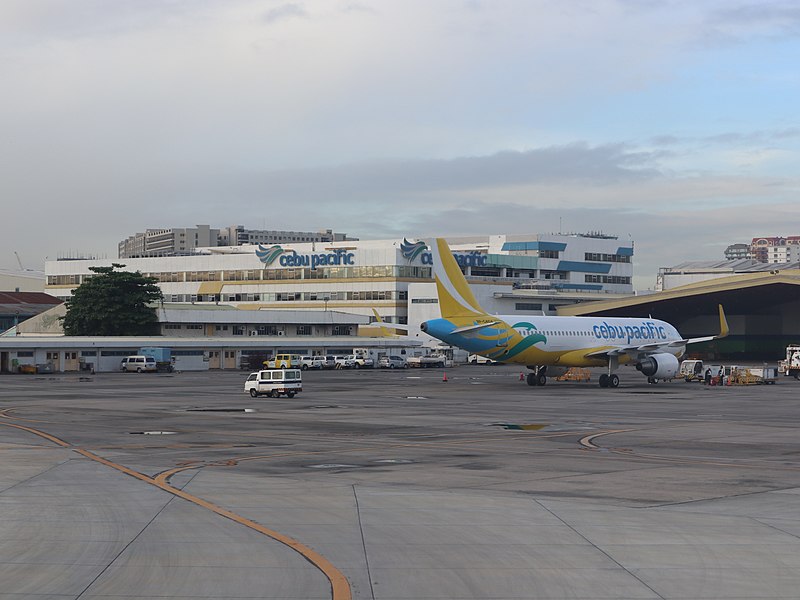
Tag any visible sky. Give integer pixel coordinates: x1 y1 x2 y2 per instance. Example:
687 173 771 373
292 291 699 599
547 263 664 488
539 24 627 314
2 0 799 289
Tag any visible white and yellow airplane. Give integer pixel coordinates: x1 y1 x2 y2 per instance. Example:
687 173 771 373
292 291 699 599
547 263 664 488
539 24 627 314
420 238 729 388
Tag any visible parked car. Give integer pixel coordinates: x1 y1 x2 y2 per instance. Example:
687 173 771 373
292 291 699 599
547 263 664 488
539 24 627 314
379 355 407 369
265 354 301 369
321 355 337 370
334 355 356 369
298 356 324 370
120 355 157 373
354 356 374 368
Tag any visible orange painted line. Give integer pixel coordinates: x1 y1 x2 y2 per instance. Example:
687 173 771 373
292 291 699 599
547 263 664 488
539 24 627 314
0 421 72 448
0 419 351 600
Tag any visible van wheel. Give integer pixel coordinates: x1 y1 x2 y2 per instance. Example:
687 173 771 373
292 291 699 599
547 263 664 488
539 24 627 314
265 390 274 398
137 368 143 373
249 389 258 398
287 392 295 398
301 364 308 371
389 364 395 369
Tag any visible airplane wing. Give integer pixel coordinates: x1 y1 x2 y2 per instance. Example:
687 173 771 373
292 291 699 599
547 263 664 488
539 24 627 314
583 304 729 360
368 309 409 332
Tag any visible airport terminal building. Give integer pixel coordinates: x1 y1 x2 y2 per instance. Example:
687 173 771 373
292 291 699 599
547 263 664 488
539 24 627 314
45 233 635 333
0 233 637 373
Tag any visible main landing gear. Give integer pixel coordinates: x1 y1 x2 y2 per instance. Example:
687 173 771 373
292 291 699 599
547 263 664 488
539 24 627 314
526 366 547 386
598 355 620 388
598 373 619 388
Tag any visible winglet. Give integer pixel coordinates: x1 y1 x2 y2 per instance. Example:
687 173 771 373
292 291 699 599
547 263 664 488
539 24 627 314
718 304 729 339
684 304 729 346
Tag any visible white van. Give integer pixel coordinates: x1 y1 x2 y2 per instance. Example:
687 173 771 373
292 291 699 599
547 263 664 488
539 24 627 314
120 355 157 373
244 369 302 398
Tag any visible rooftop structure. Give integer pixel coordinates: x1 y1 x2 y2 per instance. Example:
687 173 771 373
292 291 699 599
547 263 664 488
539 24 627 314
118 225 357 258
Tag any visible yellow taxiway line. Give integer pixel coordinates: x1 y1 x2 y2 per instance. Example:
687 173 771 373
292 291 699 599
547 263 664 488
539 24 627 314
0 417 351 600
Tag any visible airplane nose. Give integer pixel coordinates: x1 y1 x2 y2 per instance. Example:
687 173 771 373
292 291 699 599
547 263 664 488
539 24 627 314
420 321 428 333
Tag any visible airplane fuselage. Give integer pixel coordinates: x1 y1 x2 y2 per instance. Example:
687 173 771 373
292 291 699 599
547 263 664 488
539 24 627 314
421 314 683 367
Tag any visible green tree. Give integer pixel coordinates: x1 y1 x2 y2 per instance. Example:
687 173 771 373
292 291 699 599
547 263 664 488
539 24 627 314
61 264 163 336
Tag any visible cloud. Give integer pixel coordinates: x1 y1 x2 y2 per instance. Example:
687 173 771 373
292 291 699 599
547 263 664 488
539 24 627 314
263 3 308 24
708 2 800 39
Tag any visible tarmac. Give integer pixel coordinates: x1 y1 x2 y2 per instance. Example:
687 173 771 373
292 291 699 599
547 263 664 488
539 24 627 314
2 364 800 599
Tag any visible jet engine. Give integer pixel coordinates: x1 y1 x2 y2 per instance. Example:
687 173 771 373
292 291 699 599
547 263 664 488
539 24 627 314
635 353 679 379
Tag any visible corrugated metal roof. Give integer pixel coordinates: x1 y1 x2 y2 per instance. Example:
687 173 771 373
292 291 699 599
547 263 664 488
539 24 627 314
157 307 370 325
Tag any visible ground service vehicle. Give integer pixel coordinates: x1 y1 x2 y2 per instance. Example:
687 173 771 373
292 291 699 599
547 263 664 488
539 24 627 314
780 345 800 379
244 369 302 398
139 347 174 372
469 354 496 365
679 359 705 382
408 354 448 368
120 356 157 373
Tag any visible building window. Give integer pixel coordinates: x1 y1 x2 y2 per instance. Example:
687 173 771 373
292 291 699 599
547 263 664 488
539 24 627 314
585 252 631 263
411 298 438 304
515 303 542 311
296 325 312 336
232 326 245 336
585 275 631 284
332 325 352 336
540 250 560 259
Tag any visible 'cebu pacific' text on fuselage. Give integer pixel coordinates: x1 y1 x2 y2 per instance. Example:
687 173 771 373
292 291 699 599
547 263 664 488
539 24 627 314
594 321 668 345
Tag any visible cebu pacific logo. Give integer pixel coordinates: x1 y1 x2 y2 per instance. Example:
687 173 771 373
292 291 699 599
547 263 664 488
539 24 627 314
511 322 547 345
256 244 284 267
400 238 428 261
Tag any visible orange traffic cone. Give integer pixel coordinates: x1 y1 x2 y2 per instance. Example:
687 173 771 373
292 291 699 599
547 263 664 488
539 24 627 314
442 372 448 382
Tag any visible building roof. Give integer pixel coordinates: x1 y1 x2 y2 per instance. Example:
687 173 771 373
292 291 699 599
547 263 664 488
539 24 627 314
661 259 796 272
0 269 45 280
0 291 62 305
559 270 800 319
0 335 421 351
157 305 370 325
0 292 63 318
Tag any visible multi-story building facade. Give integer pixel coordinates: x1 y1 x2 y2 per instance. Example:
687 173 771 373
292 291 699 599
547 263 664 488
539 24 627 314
216 226 356 247
119 225 357 258
50 233 635 347
750 236 800 263
724 243 751 260
119 225 220 258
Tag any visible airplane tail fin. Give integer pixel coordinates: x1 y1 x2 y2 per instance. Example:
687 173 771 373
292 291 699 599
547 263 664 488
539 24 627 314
429 238 489 320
